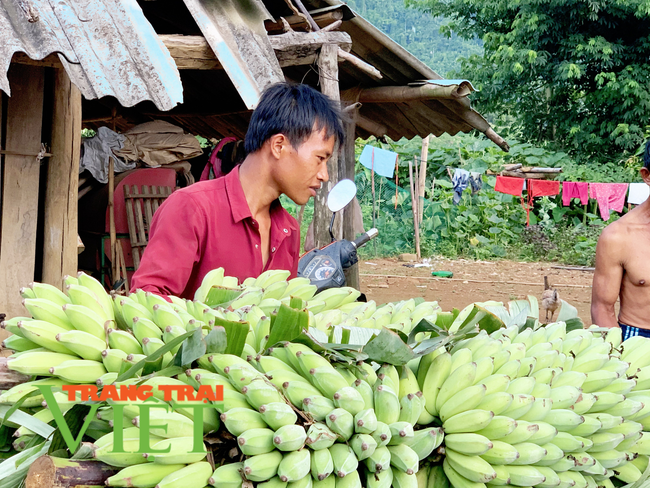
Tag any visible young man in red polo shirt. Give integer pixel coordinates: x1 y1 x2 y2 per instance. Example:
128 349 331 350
130 83 344 299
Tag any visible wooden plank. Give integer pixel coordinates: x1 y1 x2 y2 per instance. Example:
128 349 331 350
0 65 44 319
42 68 82 290
124 186 141 270
143 186 154 233
312 44 342 249
133 188 147 253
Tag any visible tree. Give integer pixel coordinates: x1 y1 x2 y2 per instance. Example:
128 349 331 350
345 0 482 77
406 0 650 159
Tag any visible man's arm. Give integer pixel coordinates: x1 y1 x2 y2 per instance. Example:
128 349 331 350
591 226 624 328
130 192 203 298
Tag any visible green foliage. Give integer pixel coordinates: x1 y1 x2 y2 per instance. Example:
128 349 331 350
345 0 482 77
354 133 630 265
406 0 650 160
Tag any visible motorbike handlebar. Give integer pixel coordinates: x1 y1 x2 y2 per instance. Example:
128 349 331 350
353 228 379 248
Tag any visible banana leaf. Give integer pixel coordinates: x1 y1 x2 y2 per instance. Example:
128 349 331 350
0 440 50 488
266 304 309 348
363 328 415 365
205 286 244 308
213 318 247 357
330 326 379 346
0 406 55 440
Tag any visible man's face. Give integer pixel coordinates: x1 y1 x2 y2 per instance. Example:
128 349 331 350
275 127 336 205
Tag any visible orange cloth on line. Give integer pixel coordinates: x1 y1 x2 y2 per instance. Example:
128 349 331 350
525 180 560 225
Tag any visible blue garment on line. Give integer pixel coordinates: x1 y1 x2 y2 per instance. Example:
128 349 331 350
359 145 398 178
452 169 470 204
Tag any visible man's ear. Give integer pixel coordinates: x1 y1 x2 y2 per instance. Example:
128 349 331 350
268 134 287 160
640 167 650 185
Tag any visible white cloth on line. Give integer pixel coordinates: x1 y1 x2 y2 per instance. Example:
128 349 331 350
628 183 650 205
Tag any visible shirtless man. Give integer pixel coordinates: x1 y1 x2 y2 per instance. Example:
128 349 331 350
591 142 650 338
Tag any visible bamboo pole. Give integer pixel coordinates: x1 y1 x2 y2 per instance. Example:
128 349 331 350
371 148 377 256
408 160 421 259
418 135 430 224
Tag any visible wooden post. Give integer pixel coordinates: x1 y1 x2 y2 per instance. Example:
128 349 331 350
418 135 430 224
25 456 120 488
313 44 341 248
409 160 421 259
0 65 45 322
42 68 81 289
341 101 360 290
108 158 116 286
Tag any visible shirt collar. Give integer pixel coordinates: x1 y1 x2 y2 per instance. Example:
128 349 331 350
225 165 252 224
225 166 299 232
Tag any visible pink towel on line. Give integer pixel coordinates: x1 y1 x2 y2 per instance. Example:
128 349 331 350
589 183 629 220
562 182 589 206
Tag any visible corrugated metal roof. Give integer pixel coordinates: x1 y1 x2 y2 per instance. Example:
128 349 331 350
0 0 183 111
183 0 284 109
81 0 507 150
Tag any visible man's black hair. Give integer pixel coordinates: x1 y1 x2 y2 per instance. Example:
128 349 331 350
244 82 344 154
644 140 650 169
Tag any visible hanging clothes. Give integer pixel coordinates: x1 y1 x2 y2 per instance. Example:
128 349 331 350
562 181 589 206
525 179 560 225
628 183 650 205
589 183 629 220
469 172 483 194
452 168 470 204
495 176 525 196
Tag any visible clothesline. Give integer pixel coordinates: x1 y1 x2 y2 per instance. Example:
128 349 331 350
494 175 645 222
446 168 647 223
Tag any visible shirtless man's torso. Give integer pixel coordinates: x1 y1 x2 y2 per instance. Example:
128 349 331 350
591 166 650 333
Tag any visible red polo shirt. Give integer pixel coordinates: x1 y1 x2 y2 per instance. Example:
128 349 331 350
130 166 300 299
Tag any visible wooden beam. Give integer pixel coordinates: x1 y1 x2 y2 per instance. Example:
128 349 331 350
356 115 388 138
0 64 44 320
313 44 342 249
265 10 344 34
42 68 82 289
157 32 351 70
356 83 473 103
337 49 382 80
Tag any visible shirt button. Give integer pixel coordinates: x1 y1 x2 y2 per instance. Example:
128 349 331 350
255 244 259 249
272 247 276 252
283 228 288 233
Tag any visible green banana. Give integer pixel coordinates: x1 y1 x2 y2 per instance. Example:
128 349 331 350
238 428 275 455
156 462 212 488
273 424 307 451
278 449 311 482
106 463 186 488
259 402 298 430
243 451 284 482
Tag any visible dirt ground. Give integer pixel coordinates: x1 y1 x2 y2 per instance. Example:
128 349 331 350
358 257 595 326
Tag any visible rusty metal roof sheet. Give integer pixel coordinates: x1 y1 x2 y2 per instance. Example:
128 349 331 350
0 0 183 111
182 0 284 109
